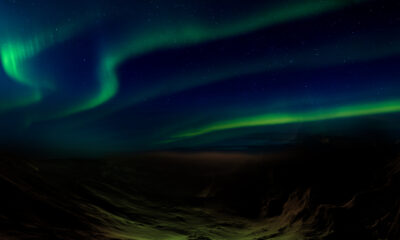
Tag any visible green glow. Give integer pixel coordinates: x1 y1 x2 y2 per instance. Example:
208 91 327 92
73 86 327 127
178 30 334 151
0 88 42 113
0 0 369 119
49 0 348 120
115 0 346 58
1 24 78 87
0 16 100 113
74 58 119 115
49 58 119 118
172 99 400 139
96 0 349 113
0 26 76 113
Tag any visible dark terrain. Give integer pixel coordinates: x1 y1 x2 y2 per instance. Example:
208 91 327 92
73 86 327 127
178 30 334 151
0 132 399 239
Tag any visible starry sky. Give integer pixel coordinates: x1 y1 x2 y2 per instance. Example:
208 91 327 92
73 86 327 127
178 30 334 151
1 0 400 156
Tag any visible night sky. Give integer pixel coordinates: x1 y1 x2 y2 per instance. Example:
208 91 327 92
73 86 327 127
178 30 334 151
1 1 400 240
1 0 400 156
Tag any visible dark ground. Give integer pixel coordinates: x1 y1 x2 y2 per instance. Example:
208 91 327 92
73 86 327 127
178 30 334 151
0 131 399 239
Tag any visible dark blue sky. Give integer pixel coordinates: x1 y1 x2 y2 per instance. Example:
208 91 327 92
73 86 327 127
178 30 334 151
1 0 400 156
